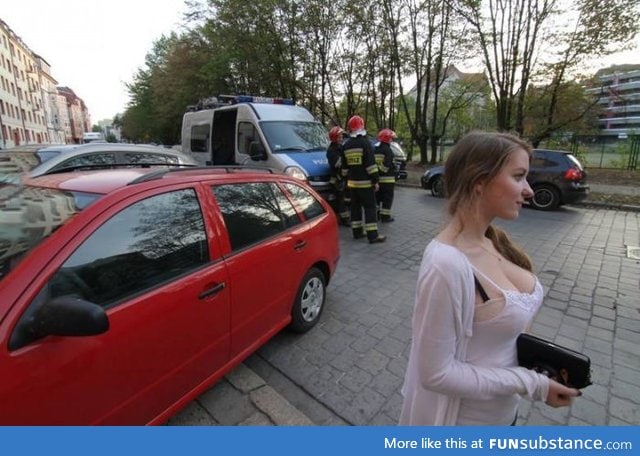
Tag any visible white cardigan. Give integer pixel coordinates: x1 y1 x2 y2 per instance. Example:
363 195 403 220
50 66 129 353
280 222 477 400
399 240 549 425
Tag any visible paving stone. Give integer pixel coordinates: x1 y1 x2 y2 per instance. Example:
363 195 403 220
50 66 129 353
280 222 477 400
609 396 639 424
581 383 608 405
611 379 640 404
613 350 640 371
355 349 390 375
571 398 608 425
584 337 613 355
225 363 265 393
168 401 218 426
617 328 640 344
198 380 256 425
587 326 614 342
557 323 587 341
613 365 640 386
350 334 380 354
374 336 406 358
339 366 373 394
590 316 616 331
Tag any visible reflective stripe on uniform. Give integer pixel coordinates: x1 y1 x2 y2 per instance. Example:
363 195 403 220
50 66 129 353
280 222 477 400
348 180 373 188
379 176 395 184
366 164 379 175
375 154 389 173
344 149 363 165
379 208 392 216
364 223 379 232
351 220 364 228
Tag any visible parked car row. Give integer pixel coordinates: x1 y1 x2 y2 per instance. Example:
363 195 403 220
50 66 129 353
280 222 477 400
0 165 340 424
420 148 589 210
0 143 197 181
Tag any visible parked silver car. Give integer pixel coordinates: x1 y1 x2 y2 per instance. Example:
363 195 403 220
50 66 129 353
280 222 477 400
0 143 197 179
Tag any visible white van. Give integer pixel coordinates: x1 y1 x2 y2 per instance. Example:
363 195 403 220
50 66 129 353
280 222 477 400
82 132 105 144
181 95 334 200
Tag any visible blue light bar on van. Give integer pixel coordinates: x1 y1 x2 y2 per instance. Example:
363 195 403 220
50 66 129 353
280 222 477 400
230 95 294 105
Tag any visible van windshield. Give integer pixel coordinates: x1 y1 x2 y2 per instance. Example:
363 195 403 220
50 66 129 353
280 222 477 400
260 121 329 153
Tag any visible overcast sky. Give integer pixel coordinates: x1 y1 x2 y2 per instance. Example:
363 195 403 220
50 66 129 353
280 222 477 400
2 0 188 122
2 2 638 124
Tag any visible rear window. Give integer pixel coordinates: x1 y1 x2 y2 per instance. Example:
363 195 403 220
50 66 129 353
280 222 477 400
531 150 560 168
0 184 101 282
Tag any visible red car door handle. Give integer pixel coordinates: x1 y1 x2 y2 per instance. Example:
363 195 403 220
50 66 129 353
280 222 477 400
198 282 226 299
294 240 307 251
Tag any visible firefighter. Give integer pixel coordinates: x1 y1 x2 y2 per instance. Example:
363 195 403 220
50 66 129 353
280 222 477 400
326 126 350 226
341 115 386 244
375 128 397 223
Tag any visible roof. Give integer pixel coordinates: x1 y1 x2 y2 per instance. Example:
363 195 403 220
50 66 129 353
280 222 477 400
23 169 158 195
23 166 281 195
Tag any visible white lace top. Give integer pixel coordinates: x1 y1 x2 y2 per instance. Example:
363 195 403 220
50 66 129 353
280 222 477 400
399 240 550 426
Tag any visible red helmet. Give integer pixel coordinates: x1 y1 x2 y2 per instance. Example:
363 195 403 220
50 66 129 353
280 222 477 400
377 128 396 144
328 126 344 143
347 115 365 133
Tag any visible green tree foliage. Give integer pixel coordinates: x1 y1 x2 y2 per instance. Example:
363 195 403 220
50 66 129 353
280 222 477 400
523 80 601 146
119 0 640 150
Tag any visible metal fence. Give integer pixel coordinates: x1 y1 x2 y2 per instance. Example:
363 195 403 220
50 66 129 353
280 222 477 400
534 135 640 170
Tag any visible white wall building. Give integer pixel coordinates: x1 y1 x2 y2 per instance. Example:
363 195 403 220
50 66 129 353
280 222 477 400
586 65 640 137
1 17 92 148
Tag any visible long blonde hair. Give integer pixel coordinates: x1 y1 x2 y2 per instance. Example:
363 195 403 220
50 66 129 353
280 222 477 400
444 131 533 271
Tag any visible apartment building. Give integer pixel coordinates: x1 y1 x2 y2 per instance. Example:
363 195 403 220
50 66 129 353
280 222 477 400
586 64 640 137
0 18 90 148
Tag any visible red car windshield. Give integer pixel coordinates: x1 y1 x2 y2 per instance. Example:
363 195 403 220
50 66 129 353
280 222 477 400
0 183 101 282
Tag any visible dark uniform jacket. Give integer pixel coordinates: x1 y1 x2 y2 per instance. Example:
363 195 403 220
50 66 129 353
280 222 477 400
374 142 396 184
326 142 343 187
341 135 379 188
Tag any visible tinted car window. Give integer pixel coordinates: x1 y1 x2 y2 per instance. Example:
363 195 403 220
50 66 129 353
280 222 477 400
531 150 560 168
54 153 117 171
125 152 179 164
47 189 209 307
237 122 261 155
283 183 326 220
191 125 210 153
212 182 298 251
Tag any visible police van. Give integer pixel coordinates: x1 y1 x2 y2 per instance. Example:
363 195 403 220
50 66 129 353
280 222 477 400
181 95 334 200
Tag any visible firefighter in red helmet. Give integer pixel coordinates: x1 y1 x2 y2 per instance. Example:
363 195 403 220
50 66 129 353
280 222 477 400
340 115 386 243
375 128 397 222
326 126 350 226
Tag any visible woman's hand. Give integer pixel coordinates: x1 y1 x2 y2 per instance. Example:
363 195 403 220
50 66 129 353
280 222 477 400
545 379 581 407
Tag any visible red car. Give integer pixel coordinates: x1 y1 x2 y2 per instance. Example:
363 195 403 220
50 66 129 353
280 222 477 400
0 166 340 424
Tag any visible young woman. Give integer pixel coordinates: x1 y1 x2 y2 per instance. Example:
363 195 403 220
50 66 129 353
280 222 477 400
399 131 579 425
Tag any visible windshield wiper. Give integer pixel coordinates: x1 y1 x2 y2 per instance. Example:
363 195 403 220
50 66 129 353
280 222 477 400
276 146 307 152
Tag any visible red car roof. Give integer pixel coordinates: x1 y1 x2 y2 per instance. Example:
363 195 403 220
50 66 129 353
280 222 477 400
24 169 157 194
23 167 283 194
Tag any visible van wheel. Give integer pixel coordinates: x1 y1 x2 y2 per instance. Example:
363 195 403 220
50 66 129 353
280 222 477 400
289 267 326 333
531 184 560 210
431 176 444 198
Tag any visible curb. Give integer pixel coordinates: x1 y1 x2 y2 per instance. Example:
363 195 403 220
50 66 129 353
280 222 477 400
168 363 315 426
227 364 314 425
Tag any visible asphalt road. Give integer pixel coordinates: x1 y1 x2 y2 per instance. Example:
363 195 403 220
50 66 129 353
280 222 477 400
171 186 640 426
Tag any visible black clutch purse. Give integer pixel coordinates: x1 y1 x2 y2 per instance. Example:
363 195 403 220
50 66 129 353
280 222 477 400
517 333 592 389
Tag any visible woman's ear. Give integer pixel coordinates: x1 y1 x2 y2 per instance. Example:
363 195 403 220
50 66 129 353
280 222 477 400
474 181 484 196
